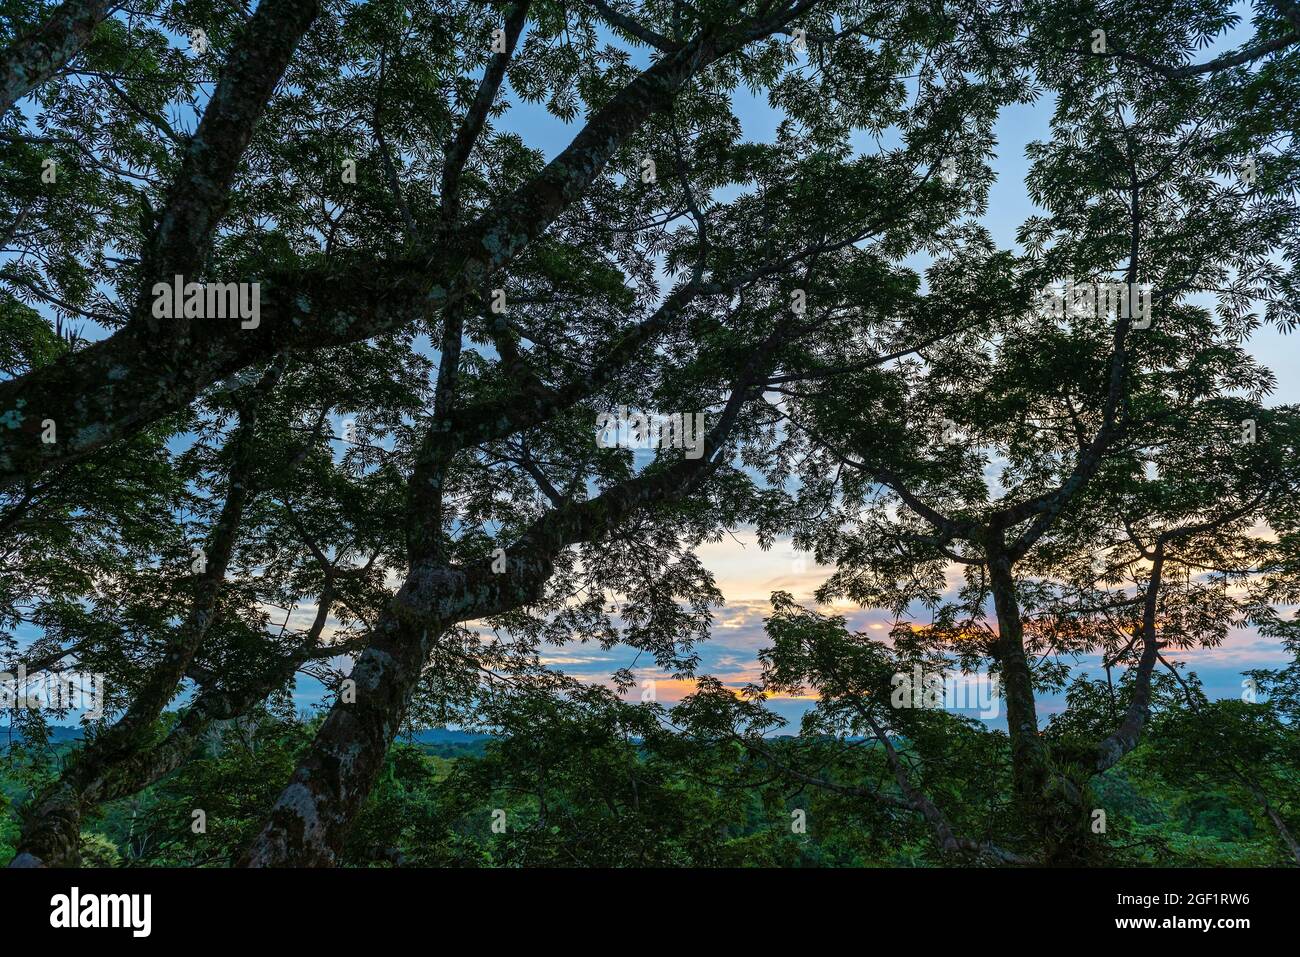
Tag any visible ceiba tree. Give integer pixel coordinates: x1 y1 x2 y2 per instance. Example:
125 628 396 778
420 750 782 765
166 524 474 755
1 0 1296 866
2 0 1027 865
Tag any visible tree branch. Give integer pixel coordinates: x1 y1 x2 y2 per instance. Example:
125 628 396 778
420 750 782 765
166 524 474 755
0 0 116 114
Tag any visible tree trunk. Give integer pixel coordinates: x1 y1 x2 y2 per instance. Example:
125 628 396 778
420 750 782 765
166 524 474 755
238 566 467 866
987 545 1093 863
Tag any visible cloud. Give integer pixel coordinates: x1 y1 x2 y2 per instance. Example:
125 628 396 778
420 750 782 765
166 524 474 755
269 528 1293 732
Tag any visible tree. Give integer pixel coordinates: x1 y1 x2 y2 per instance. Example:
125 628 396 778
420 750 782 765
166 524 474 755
2 0 1297 870
710 4 1300 858
3 0 1029 865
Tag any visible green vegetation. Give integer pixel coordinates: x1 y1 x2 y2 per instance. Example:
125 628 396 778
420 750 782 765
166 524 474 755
4 680 1296 868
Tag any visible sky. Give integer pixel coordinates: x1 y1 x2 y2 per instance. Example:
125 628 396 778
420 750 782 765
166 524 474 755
400 10 1299 734
6 6 1297 734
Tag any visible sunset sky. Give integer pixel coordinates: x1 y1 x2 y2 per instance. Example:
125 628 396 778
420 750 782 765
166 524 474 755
438 12 1299 732
293 16 1300 732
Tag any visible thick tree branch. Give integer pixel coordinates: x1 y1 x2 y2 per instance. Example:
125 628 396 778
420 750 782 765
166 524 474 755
0 0 116 114
440 0 531 220
578 0 681 52
139 0 322 295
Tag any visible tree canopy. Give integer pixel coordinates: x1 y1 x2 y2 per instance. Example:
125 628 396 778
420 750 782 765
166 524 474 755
1 0 1298 868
